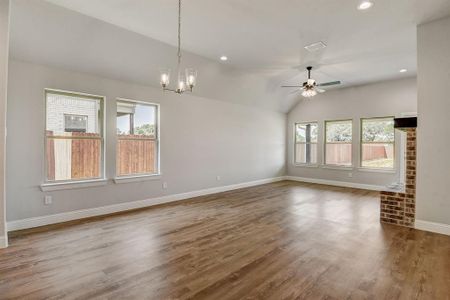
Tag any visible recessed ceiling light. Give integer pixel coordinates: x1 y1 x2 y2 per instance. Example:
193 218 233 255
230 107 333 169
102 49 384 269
399 69 408 73
357 1 373 10
220 56 228 61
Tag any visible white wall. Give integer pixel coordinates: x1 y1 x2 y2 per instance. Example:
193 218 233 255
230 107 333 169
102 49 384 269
287 78 417 187
9 0 295 113
416 16 450 226
0 0 10 247
6 60 286 222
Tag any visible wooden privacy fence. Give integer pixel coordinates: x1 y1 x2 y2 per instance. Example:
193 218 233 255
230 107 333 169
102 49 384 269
362 144 393 160
46 131 101 180
46 131 55 180
47 132 156 180
117 135 156 176
325 143 392 165
326 143 352 165
71 132 101 179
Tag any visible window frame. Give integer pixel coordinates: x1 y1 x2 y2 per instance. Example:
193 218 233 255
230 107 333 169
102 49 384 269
293 121 319 166
44 88 106 184
115 98 161 179
324 119 353 167
359 116 396 170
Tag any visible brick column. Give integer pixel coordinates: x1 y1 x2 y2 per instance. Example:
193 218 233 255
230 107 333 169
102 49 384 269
380 128 416 227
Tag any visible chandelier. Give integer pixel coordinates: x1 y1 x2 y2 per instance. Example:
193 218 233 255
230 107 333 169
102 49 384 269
160 0 197 94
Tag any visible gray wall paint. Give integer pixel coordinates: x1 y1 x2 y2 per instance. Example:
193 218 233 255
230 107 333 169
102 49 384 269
9 0 296 113
0 0 10 243
287 78 417 187
6 60 286 221
416 16 450 225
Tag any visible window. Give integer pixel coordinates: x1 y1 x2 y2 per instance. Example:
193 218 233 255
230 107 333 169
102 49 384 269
45 90 104 182
361 117 395 169
64 114 88 132
325 120 352 166
294 122 318 164
116 99 159 177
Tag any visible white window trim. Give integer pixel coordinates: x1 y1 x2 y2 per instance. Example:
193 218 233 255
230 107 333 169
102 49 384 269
357 167 396 174
321 165 354 171
40 179 108 192
44 88 106 184
359 116 396 171
293 122 318 166
115 98 161 179
114 174 162 184
293 163 319 168
323 119 353 167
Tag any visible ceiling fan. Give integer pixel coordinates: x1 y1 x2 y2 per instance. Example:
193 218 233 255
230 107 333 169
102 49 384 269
281 66 341 98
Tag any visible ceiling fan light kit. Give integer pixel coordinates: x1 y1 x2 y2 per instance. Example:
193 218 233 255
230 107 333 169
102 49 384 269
301 89 317 98
281 66 341 98
160 0 197 94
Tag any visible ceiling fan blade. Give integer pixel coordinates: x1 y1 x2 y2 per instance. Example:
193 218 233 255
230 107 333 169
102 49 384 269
317 81 341 87
281 85 303 88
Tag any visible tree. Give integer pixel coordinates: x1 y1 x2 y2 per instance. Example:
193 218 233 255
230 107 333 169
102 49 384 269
362 120 394 142
326 123 352 142
134 124 155 136
296 124 318 142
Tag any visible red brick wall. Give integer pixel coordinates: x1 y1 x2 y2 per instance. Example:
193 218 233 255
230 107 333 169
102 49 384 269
380 128 416 227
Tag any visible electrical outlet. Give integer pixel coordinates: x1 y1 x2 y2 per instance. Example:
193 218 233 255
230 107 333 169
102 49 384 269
44 195 52 205
162 182 168 189
348 172 353 178
216 175 221 181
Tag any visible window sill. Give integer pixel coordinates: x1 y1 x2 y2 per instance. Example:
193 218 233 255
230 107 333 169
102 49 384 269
358 167 396 174
40 179 108 192
293 164 319 168
114 174 161 184
321 165 354 171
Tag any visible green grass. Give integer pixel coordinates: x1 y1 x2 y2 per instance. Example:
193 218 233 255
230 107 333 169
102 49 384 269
362 158 394 168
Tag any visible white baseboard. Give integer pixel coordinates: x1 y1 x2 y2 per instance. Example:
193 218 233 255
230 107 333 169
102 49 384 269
285 176 386 191
415 220 450 236
7 177 285 232
0 236 7 248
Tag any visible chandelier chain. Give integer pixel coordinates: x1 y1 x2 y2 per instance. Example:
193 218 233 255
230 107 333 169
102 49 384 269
177 0 182 67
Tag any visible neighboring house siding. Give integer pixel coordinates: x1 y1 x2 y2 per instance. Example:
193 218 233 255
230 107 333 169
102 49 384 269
46 93 100 181
47 94 99 134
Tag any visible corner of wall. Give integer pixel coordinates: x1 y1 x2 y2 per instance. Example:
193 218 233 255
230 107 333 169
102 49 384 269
0 235 7 248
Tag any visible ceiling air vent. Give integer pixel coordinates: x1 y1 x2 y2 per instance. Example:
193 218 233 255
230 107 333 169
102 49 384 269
304 41 327 52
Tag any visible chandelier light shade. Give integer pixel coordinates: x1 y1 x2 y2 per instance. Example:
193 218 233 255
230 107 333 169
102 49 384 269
160 0 197 94
176 74 186 93
185 68 197 90
160 69 170 88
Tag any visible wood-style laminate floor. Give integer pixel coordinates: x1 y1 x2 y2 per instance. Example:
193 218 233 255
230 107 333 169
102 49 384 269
1 181 449 299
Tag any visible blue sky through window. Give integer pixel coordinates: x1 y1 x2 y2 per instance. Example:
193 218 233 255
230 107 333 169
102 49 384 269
117 103 156 134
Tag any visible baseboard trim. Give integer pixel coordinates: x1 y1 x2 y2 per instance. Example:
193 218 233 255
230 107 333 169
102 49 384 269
7 177 285 232
285 176 386 191
0 236 7 248
415 220 450 236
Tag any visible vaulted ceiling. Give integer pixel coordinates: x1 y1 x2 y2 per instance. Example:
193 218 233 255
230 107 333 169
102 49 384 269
9 0 450 112
45 0 450 86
